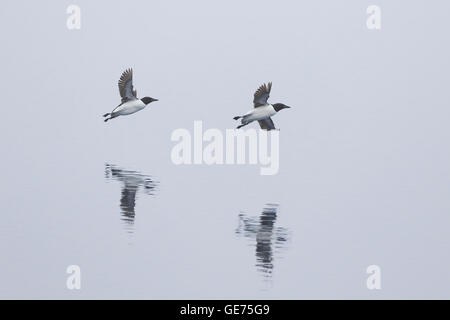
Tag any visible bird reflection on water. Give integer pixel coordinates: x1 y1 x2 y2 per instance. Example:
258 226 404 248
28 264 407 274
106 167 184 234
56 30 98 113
236 204 290 281
105 164 158 234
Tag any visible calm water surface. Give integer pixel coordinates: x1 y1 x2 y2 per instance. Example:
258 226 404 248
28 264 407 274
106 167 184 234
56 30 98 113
1 1 450 299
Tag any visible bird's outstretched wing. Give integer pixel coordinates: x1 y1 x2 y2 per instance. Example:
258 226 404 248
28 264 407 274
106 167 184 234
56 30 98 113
253 82 272 107
118 68 138 103
258 117 276 130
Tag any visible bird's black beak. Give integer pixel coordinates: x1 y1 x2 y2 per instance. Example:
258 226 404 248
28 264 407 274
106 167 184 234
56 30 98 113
153 98 159 102
285 106 291 109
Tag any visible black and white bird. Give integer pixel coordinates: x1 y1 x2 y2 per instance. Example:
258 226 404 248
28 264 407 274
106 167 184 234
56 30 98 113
233 82 290 130
103 68 158 122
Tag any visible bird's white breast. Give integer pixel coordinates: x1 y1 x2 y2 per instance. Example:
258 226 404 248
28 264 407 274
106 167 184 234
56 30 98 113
113 99 145 116
245 105 276 122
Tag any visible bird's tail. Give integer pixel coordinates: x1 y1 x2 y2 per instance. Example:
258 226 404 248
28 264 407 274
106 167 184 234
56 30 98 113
103 113 110 117
233 116 242 121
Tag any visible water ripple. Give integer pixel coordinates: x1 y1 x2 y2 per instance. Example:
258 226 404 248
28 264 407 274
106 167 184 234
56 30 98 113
236 204 290 282
105 163 159 235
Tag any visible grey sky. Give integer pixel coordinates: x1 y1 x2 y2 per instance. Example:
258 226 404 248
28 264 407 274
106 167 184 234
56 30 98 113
1 1 449 299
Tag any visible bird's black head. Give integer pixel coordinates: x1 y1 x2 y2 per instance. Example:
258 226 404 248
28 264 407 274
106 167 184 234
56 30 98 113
273 103 291 112
141 97 159 105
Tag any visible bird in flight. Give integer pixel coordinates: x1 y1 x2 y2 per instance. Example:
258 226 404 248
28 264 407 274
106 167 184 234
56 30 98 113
233 82 290 130
103 68 158 122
